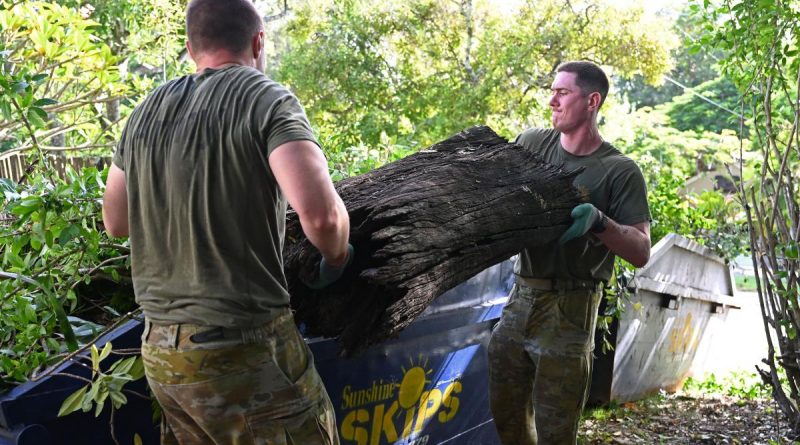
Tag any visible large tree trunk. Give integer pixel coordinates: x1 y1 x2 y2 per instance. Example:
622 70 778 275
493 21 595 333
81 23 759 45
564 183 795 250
284 126 584 355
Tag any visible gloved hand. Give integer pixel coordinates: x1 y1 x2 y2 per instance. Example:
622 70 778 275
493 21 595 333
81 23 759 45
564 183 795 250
303 243 355 290
559 203 606 243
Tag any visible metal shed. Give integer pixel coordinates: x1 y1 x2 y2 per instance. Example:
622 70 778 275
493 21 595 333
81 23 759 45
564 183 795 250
589 233 741 405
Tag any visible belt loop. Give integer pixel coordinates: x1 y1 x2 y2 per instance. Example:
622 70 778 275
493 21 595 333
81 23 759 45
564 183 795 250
169 325 179 349
142 318 152 343
241 328 255 344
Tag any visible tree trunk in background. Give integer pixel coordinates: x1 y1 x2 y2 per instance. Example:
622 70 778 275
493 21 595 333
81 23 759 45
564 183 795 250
284 125 584 355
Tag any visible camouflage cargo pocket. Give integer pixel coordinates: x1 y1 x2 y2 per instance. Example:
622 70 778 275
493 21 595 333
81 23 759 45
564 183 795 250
246 395 338 445
142 312 340 445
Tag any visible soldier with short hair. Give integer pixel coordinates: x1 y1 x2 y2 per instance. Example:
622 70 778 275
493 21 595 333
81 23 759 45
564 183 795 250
102 0 350 443
488 60 652 445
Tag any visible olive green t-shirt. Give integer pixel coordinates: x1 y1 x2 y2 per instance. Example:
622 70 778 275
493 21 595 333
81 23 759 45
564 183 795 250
112 65 318 327
514 128 651 282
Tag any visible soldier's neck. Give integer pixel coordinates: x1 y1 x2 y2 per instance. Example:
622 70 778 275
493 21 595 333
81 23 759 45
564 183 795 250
560 125 603 157
193 52 253 74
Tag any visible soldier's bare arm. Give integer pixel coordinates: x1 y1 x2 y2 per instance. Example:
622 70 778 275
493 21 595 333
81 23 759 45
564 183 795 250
269 140 350 266
102 164 129 237
596 220 650 268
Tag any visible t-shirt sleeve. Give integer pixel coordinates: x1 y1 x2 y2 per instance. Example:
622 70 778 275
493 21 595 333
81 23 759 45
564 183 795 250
514 128 549 153
607 161 651 226
112 99 150 172
112 114 134 171
112 145 125 170
257 87 319 156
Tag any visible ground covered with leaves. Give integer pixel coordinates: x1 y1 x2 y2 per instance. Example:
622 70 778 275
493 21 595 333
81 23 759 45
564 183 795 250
578 375 797 445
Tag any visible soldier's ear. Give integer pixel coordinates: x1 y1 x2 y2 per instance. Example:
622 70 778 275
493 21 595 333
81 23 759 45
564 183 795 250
251 30 264 60
186 40 196 62
588 92 602 110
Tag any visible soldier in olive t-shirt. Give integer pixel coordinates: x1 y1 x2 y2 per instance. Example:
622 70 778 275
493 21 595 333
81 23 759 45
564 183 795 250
514 127 650 282
103 2 350 443
488 61 651 445
113 65 313 328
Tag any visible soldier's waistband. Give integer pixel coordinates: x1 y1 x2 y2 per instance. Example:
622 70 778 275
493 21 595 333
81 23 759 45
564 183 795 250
143 307 292 347
515 276 602 291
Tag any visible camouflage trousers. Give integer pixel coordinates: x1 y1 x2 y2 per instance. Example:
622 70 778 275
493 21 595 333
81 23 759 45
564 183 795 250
488 282 603 445
141 308 339 445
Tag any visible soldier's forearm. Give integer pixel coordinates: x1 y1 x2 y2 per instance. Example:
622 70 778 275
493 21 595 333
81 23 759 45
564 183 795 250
595 218 651 267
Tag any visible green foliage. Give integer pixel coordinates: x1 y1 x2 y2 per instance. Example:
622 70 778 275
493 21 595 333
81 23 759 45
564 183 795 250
58 342 145 418
0 54 53 153
0 0 188 158
662 77 743 135
0 165 132 388
277 0 677 175
644 170 746 258
0 1 128 153
682 372 770 400
55 0 186 58
597 263 635 353
0 0 188 392
696 0 800 429
648 168 707 244
583 402 619 422
617 5 725 109
603 106 750 259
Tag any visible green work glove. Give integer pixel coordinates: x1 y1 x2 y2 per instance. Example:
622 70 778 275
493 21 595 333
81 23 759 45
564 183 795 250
559 203 606 244
303 243 355 290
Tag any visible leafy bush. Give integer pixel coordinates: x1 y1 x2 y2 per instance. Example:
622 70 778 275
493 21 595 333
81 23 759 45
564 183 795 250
0 0 149 392
276 0 677 170
662 77 744 135
0 165 133 389
696 0 800 431
0 1 129 154
603 106 751 259
0 4 186 424
682 372 771 400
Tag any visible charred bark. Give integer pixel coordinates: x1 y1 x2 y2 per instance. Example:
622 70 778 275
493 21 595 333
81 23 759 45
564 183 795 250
284 125 584 355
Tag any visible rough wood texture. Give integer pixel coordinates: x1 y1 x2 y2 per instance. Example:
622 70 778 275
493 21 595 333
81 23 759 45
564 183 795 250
284 126 584 355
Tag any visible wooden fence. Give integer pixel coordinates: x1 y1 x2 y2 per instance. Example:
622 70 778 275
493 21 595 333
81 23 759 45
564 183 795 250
0 152 111 182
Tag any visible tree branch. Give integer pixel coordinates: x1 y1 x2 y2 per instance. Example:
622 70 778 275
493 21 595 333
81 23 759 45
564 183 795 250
263 0 290 23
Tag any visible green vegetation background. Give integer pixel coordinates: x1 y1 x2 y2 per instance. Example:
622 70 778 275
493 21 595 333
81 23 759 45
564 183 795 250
0 0 766 418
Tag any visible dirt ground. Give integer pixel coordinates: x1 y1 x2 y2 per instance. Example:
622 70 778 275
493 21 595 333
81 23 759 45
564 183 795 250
578 391 797 445
574 287 791 445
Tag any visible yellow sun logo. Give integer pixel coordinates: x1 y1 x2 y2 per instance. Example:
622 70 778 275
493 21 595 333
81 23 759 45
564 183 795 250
398 355 433 409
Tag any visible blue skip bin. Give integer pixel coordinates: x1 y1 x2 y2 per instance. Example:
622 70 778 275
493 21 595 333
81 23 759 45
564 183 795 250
0 321 157 445
313 260 512 445
0 261 514 445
